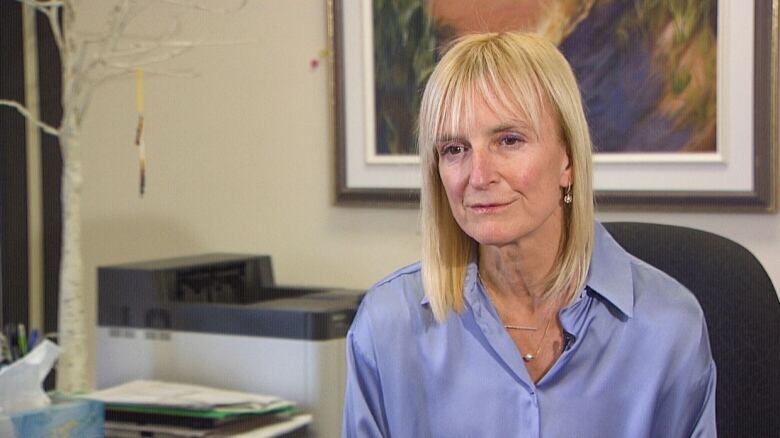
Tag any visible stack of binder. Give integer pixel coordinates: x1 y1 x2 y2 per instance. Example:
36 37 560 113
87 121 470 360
80 380 311 437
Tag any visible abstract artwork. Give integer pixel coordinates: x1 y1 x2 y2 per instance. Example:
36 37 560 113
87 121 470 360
371 0 716 157
332 0 777 210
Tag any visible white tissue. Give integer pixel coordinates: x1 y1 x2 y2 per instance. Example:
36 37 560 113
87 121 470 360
0 340 61 415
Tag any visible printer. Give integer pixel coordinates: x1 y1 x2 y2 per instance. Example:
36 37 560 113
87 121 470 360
96 254 364 438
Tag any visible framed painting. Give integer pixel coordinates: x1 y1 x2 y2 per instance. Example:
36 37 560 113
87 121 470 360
329 0 778 211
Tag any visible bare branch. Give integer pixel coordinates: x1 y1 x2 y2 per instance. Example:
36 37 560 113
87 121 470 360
98 44 186 60
75 15 183 46
100 44 194 69
98 38 254 62
142 38 256 48
104 0 133 55
70 77 112 125
16 0 66 50
71 37 90 77
136 68 199 79
0 99 60 136
100 67 198 85
72 66 198 124
45 5 65 51
158 0 249 14
16 0 64 9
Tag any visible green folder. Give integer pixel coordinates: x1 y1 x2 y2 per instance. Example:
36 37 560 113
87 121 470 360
105 402 297 420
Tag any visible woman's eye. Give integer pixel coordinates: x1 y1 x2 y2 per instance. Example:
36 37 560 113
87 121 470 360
500 134 525 147
440 144 465 156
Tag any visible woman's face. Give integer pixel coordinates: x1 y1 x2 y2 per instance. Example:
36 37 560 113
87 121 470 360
437 97 571 249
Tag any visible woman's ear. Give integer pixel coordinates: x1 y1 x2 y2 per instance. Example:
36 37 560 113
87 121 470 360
559 150 572 187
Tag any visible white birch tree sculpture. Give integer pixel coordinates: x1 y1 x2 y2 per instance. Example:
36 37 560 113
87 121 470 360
0 0 247 393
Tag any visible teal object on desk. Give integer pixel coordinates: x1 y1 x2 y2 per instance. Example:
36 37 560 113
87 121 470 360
10 398 103 438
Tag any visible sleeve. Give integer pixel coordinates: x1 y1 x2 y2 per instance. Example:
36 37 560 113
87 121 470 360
651 315 718 438
688 360 717 438
341 316 389 438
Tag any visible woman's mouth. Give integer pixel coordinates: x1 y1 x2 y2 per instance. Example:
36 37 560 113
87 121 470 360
467 201 512 214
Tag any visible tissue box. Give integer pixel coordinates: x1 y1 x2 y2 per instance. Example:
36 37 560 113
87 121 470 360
10 398 104 438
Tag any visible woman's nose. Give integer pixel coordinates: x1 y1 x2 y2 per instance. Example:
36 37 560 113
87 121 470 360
468 148 498 189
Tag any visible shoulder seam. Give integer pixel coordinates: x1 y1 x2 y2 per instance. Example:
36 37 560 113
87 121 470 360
626 253 679 284
373 262 421 288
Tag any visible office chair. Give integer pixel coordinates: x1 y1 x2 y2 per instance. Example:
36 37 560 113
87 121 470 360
603 222 779 438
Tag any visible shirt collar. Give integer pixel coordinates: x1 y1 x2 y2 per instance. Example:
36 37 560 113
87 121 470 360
419 254 480 307
420 222 636 319
585 221 635 318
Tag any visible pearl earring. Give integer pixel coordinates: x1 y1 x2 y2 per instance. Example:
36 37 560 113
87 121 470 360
563 183 573 204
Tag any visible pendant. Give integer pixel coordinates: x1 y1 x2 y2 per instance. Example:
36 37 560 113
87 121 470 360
522 353 535 362
504 324 538 331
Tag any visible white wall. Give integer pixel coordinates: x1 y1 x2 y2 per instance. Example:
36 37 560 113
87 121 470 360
78 0 779 386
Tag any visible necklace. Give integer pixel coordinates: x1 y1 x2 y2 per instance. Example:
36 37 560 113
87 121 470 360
479 272 555 361
505 314 553 362
503 324 537 331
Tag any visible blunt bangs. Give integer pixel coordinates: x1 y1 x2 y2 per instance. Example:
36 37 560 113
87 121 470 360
421 35 552 165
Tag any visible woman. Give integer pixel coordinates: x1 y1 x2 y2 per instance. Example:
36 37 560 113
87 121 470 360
343 32 716 437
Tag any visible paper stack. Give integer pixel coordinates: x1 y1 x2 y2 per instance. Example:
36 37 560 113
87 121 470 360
80 380 311 437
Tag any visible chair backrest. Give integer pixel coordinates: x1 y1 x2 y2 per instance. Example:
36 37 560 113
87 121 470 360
603 222 779 438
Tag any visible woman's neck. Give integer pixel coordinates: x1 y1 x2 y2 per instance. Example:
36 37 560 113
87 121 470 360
478 238 560 314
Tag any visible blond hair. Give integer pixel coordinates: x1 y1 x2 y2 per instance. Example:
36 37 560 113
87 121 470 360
419 32 594 322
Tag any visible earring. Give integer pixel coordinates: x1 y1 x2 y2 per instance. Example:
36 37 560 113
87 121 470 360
563 183 573 204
